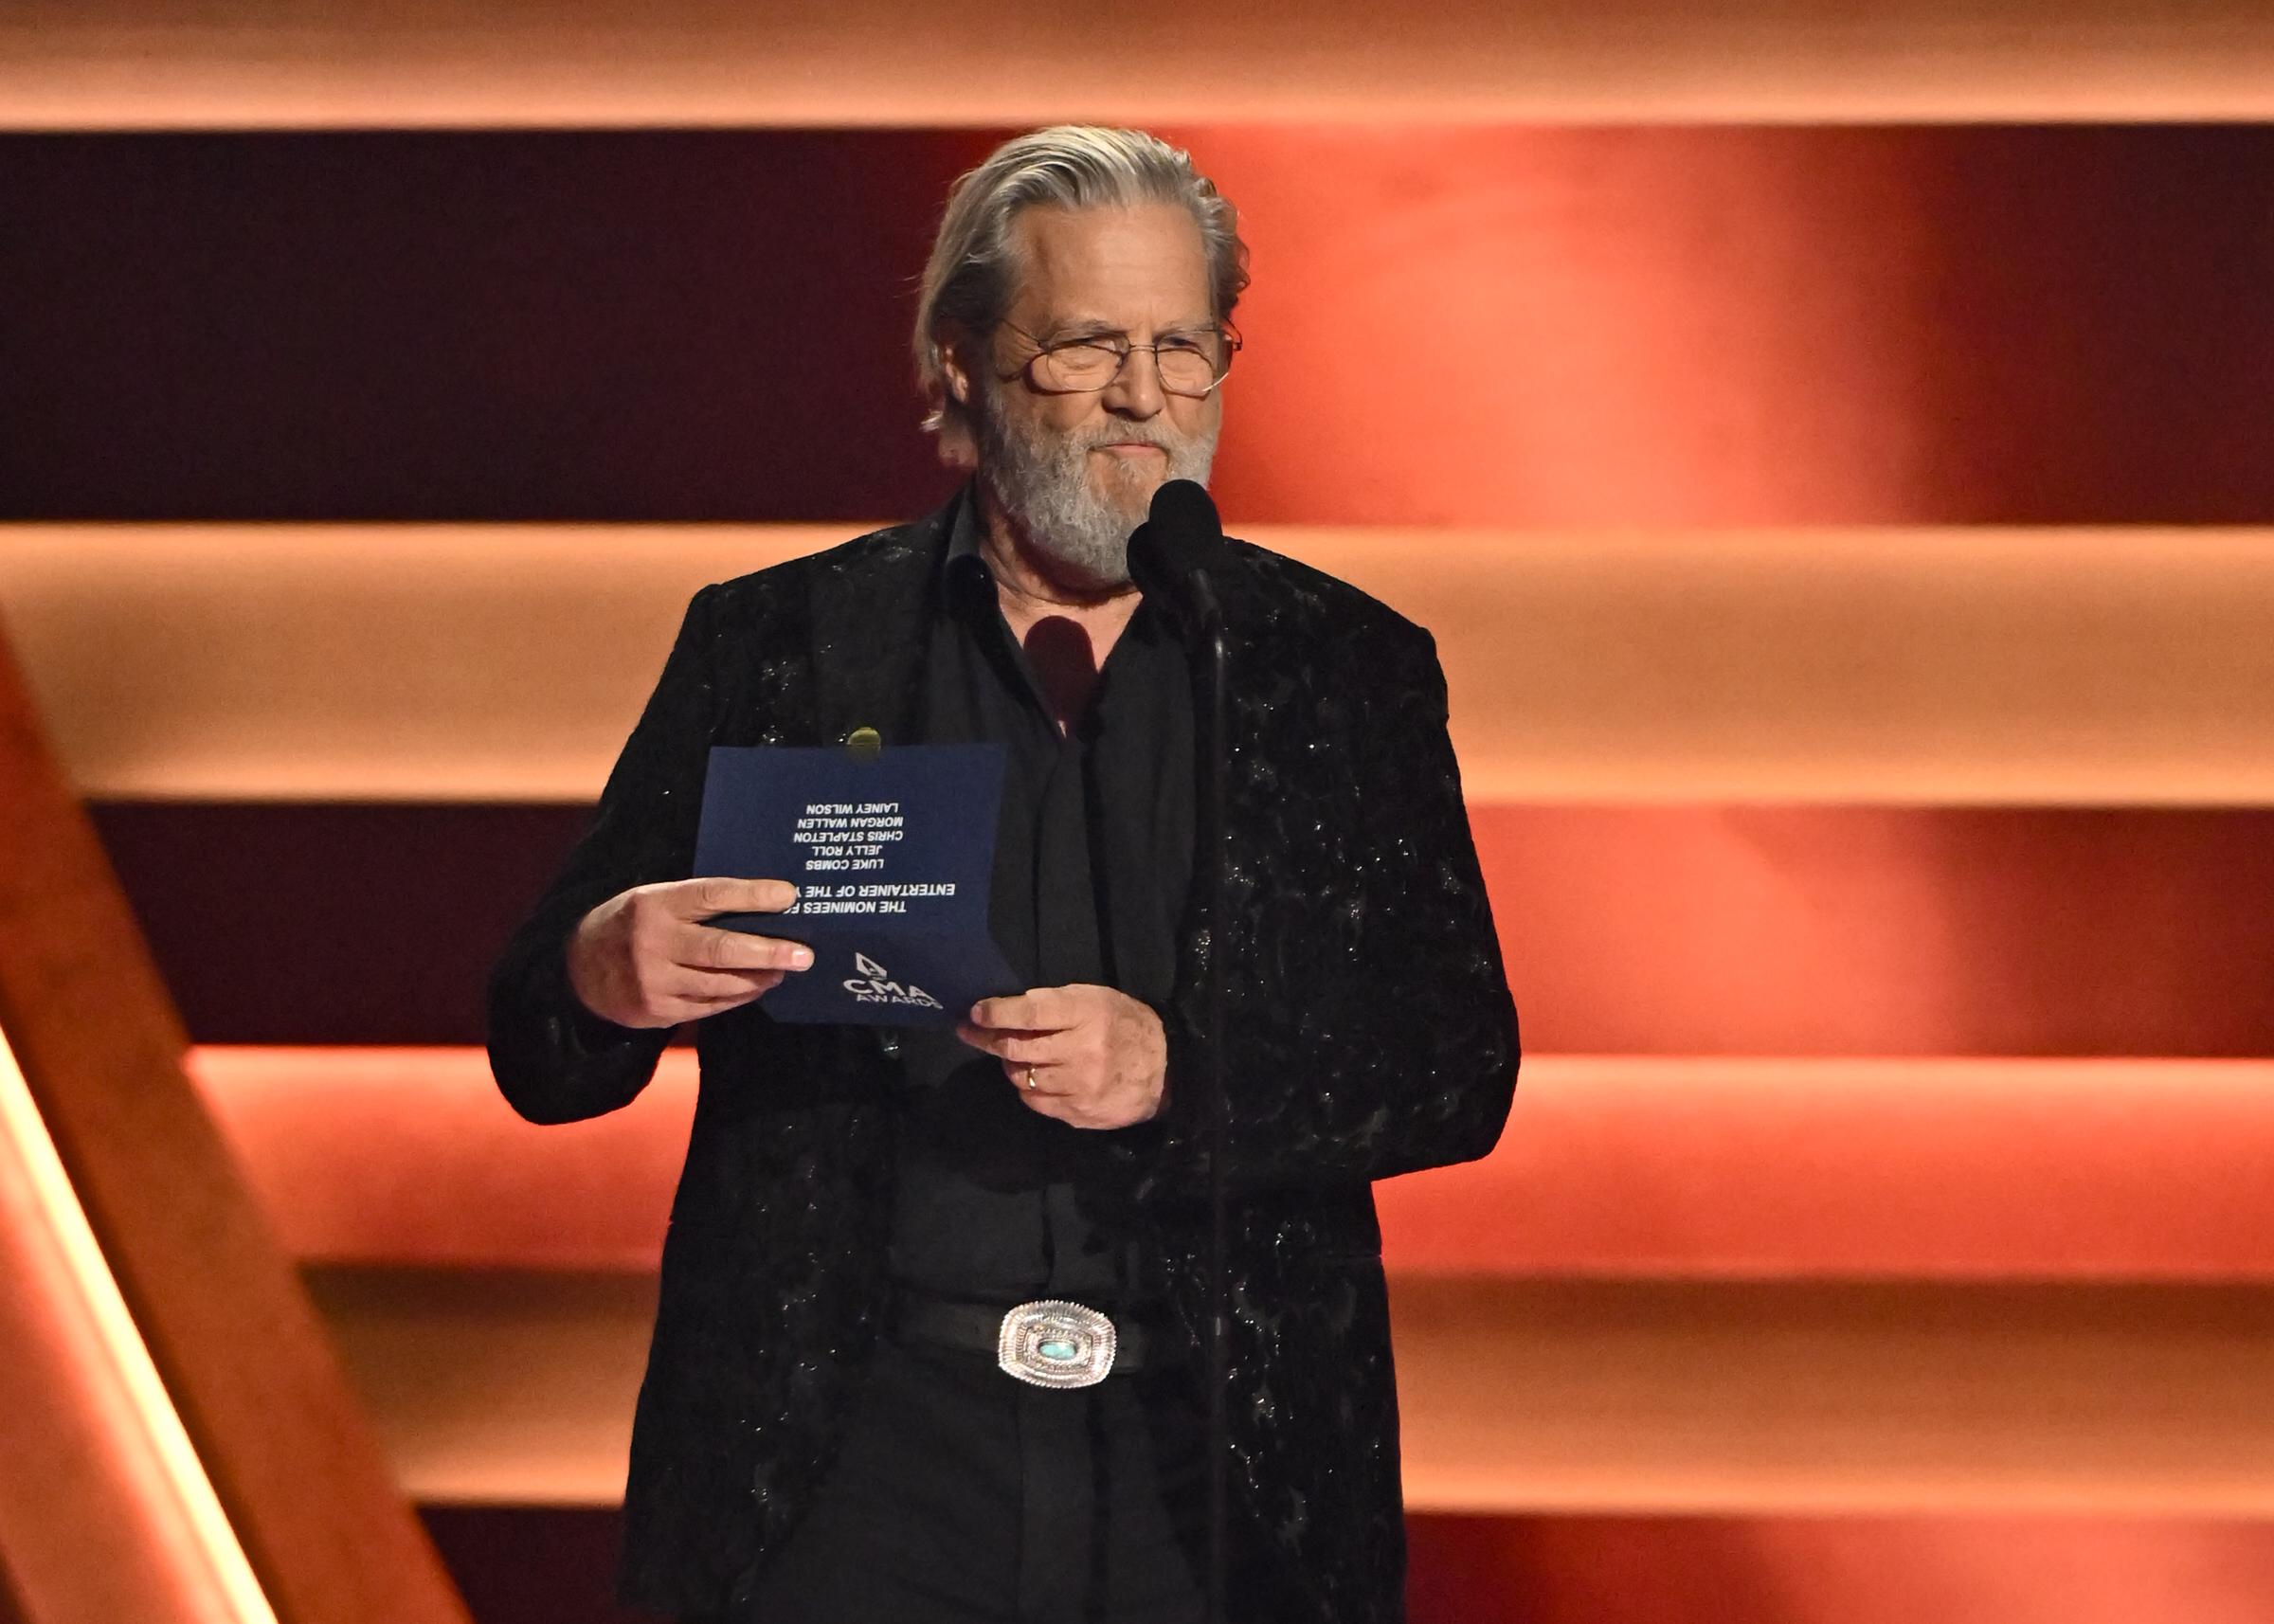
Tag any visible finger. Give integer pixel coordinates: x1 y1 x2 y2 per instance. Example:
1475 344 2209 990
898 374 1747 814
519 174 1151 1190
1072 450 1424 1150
955 1023 1066 1066
992 1035 1065 1067
968 984 1081 1032
651 981 780 1023
670 875 800 919
677 989 780 1012
672 923 814 974
954 1020 1020 1057
1002 1055 1092 1095
1003 1056 1066 1096
666 966 788 1002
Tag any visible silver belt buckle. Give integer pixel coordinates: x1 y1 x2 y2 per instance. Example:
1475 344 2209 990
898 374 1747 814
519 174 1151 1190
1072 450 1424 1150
997 1299 1117 1389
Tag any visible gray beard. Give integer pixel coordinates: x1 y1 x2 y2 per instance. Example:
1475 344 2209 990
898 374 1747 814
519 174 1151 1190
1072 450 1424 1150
975 385 1219 586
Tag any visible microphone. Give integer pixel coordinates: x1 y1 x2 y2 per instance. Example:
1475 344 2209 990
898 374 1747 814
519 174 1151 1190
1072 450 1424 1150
1127 478 1223 634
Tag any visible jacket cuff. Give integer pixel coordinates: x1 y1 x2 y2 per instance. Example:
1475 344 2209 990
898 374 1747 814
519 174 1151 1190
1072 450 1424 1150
535 927 652 1058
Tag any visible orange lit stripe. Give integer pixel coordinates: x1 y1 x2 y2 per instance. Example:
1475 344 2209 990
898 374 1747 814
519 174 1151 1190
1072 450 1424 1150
191 1046 693 1273
309 1264 2274 1513
1408 1516 2274 1624
5 0 2273 128
0 1026 278 1624
9 524 2274 805
1378 1056 2274 1281
190 1048 2274 1280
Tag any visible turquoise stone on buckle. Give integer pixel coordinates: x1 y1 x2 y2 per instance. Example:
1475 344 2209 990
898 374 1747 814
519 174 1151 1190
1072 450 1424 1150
997 1299 1117 1389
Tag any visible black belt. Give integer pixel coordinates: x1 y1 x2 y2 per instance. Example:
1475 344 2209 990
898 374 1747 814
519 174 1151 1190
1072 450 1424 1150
894 1291 1159 1383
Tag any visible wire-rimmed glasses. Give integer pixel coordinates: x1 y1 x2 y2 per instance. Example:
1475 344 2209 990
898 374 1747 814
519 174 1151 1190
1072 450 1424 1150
1001 320 1241 398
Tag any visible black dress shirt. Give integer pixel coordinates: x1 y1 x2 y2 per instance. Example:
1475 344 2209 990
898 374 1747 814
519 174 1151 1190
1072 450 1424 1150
887 488 1195 1308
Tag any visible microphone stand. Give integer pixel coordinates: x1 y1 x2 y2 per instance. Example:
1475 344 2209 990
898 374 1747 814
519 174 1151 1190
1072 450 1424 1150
1190 576 1231 1624
1129 484 1232 1624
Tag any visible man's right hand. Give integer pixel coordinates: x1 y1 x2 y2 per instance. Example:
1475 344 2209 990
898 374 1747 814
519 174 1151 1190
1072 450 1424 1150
567 876 810 1029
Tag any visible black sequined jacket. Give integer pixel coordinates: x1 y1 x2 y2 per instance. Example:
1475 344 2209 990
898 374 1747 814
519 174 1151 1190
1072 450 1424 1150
486 498 1519 1622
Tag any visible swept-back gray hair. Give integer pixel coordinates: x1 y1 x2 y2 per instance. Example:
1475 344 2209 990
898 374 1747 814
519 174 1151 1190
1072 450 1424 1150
914 125 1250 446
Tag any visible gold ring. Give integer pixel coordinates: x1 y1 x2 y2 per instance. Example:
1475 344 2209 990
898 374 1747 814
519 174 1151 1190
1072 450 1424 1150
1023 1066 1038 1092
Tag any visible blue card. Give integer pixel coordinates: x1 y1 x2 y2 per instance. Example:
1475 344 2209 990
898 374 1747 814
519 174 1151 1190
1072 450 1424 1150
692 743 1023 1025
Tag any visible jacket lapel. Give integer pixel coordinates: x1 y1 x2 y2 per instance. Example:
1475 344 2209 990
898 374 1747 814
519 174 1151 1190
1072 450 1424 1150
805 496 957 749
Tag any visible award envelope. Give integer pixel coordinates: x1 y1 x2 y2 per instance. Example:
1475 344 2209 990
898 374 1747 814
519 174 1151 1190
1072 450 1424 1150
691 743 1021 1025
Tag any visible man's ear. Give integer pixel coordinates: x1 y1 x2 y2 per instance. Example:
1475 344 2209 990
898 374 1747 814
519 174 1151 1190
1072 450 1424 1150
936 329 969 406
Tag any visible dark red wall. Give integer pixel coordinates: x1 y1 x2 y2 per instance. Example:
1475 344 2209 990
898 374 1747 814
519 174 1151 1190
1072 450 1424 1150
7 127 2273 523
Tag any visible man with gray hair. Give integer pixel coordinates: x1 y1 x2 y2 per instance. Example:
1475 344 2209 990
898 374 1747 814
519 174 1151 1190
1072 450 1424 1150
489 125 1517 1624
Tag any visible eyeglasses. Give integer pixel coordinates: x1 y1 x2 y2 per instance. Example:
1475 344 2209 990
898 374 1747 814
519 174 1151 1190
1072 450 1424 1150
1000 320 1241 399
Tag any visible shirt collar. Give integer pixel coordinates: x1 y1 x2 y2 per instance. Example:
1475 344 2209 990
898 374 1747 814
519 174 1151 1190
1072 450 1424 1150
938 479 1165 646
941 481 993 612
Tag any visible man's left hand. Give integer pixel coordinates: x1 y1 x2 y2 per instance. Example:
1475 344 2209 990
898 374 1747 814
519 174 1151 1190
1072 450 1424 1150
958 984 1166 1129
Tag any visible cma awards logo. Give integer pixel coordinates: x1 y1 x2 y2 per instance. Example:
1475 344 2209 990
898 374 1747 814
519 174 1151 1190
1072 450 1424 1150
844 950 942 1010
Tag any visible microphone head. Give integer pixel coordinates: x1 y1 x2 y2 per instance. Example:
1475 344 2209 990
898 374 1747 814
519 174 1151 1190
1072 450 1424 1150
1127 478 1222 632
1128 478 1219 600
1147 478 1221 542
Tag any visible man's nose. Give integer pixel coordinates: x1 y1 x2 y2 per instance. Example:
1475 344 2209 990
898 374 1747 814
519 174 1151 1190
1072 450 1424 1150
1100 347 1165 417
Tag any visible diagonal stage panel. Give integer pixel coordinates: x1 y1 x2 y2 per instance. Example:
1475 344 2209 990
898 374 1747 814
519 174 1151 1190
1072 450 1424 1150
0 632 469 1624
0 1025 275 1624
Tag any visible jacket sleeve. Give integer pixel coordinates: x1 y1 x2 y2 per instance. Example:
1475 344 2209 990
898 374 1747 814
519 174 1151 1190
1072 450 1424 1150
485 586 720 1125
1143 623 1519 1197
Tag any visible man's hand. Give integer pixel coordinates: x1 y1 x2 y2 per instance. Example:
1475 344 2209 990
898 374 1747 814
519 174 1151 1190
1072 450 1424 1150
568 877 810 1029
958 984 1167 1129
